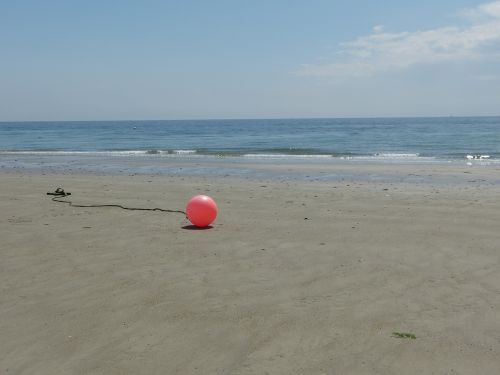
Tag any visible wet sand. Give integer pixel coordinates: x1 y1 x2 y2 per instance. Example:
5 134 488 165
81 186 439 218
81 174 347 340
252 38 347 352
1 169 500 374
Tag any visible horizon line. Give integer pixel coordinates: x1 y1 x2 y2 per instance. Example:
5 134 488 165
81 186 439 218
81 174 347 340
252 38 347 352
1 114 500 123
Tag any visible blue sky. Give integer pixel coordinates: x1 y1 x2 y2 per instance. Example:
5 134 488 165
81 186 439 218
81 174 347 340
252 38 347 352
1 0 500 120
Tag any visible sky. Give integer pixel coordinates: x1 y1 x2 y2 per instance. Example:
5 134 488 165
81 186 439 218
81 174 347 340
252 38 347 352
1 0 500 121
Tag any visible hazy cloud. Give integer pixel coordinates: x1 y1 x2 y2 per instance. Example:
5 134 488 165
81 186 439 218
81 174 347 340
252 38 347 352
459 1 500 20
298 1 500 78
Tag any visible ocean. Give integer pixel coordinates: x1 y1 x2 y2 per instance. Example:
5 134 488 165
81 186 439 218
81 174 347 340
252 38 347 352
1 117 499 160
1 117 500 181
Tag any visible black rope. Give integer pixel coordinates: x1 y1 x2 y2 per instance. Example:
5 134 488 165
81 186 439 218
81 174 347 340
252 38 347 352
47 188 186 215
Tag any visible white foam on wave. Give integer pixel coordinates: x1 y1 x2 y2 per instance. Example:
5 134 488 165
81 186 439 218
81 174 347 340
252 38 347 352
0 150 198 156
374 153 421 158
339 153 440 163
341 153 421 159
0 150 150 156
172 149 197 154
243 153 332 159
2 150 496 164
466 154 490 160
0 149 219 159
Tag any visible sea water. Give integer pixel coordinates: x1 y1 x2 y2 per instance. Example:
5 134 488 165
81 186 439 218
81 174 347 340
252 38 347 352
1 117 499 159
1 117 499 180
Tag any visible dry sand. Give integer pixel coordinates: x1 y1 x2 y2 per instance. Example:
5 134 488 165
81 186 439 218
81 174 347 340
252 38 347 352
1 170 500 374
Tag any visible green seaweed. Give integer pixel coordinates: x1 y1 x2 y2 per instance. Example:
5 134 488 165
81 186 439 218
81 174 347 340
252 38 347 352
392 332 417 339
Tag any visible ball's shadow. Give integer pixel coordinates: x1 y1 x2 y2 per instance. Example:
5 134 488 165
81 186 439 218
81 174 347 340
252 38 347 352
182 225 214 230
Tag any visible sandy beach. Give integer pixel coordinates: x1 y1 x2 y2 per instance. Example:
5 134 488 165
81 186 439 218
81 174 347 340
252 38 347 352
1 168 500 374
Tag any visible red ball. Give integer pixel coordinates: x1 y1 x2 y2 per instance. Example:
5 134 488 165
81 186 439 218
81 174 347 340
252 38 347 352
186 195 218 227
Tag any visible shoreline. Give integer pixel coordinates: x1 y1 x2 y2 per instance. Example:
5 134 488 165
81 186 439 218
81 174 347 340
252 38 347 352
2 154 500 186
